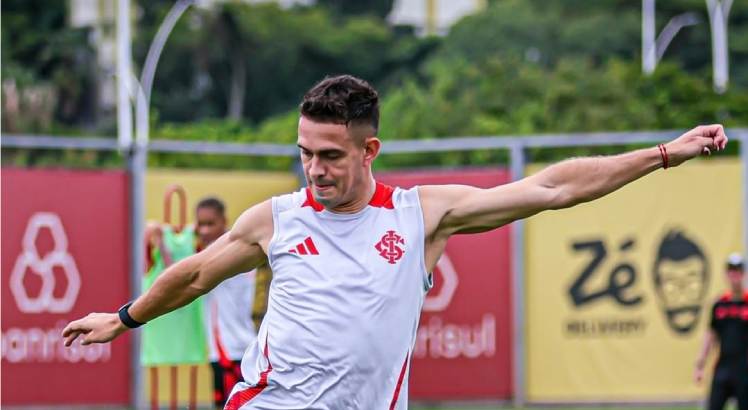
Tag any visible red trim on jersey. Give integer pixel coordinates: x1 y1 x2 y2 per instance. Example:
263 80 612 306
719 290 748 302
225 337 273 410
369 182 395 209
388 352 410 410
302 188 325 211
211 302 233 368
303 182 395 211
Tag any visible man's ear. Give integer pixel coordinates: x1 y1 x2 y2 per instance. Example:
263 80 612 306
363 137 381 166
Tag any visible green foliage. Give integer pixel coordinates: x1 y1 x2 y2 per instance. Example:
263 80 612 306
2 0 97 129
148 115 297 171
316 0 395 20
413 406 697 410
1 147 124 169
4 0 747 171
381 55 747 136
140 2 433 123
375 54 746 168
370 0 748 169
439 0 656 69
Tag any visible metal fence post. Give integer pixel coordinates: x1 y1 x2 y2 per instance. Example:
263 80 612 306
127 144 146 410
739 132 748 272
510 142 527 407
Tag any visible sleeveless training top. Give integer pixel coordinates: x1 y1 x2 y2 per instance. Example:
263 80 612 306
227 183 432 410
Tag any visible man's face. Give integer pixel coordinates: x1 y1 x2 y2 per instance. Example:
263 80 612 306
726 268 744 289
297 116 374 210
656 256 706 332
196 207 226 246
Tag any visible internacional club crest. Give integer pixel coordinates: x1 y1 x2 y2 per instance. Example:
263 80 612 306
375 230 405 264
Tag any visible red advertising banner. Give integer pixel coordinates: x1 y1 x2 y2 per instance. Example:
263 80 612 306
376 168 513 400
1 168 131 405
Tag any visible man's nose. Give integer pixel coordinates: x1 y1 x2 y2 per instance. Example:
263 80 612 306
308 156 325 178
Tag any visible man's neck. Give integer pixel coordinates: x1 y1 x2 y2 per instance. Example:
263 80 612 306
731 286 744 300
328 177 376 214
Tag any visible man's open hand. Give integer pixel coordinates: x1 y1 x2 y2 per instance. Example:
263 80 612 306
62 312 127 346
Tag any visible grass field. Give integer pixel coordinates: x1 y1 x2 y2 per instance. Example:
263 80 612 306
0 406 715 410
0 405 718 410
410 405 743 410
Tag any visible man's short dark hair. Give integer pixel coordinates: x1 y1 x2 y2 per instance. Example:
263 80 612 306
653 229 708 285
300 74 379 133
196 197 226 216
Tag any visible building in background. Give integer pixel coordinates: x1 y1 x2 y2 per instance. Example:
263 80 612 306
195 0 314 8
388 0 486 36
63 0 485 130
69 0 117 117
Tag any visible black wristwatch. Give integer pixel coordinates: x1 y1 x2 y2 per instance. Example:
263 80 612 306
118 302 145 328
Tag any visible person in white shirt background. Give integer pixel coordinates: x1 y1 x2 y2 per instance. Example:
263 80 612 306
195 197 257 409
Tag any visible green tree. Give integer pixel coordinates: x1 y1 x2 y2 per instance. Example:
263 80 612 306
137 2 434 124
1 0 97 131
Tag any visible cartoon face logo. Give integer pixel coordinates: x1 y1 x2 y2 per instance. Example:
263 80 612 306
652 230 708 335
375 230 405 264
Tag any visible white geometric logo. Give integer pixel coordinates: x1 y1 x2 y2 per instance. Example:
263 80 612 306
9 213 81 313
423 253 459 312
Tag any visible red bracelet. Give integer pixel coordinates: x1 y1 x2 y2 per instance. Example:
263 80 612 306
657 144 669 169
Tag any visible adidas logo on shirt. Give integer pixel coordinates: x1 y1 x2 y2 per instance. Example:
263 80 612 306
289 236 319 255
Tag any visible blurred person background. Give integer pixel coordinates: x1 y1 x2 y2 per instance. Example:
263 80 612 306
192 196 271 410
693 254 747 410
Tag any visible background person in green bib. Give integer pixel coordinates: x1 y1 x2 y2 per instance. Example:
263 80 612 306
142 222 207 366
142 185 206 409
143 190 270 409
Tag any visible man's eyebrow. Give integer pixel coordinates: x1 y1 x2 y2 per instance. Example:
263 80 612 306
296 144 344 155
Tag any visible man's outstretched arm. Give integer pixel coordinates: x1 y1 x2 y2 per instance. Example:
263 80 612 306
62 200 273 346
420 125 727 265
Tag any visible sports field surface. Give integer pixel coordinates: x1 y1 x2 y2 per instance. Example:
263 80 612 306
412 406 708 410
0 406 719 410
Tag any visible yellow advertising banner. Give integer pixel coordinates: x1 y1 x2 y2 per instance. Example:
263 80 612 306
525 159 743 402
146 168 299 223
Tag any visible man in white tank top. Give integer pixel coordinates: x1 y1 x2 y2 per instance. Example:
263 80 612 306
64 75 729 409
